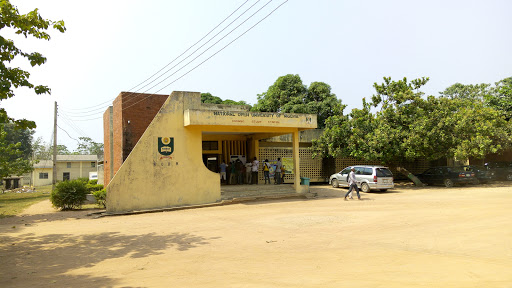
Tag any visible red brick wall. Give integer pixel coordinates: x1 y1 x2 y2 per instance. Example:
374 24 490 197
104 92 168 185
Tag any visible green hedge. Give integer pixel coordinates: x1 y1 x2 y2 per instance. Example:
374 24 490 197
92 189 107 208
86 183 104 193
50 180 88 210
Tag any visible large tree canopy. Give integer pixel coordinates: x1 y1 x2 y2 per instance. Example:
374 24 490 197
313 77 512 163
252 74 345 129
0 0 65 129
0 121 34 177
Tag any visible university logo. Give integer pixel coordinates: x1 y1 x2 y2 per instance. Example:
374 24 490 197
158 137 174 156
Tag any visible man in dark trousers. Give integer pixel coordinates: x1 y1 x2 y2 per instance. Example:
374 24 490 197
344 167 361 200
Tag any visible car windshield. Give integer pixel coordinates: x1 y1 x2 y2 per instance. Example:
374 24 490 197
376 168 393 177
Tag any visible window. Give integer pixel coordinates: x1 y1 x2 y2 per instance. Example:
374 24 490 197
363 168 373 175
39 172 48 179
63 172 70 181
67 162 71 168
202 141 219 151
91 162 96 168
376 168 393 177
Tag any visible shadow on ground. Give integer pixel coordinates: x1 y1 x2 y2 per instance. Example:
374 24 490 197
0 231 218 287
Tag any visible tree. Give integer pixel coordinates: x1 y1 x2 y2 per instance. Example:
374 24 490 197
76 137 103 155
439 83 491 101
313 77 512 163
252 74 345 128
486 77 512 120
0 122 33 178
200 92 249 106
0 1 65 129
201 92 223 104
2 122 34 158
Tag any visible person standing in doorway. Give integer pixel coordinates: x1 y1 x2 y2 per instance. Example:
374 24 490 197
263 159 271 184
229 161 237 185
345 167 361 200
235 159 243 184
219 161 227 184
245 161 252 184
251 157 259 184
275 158 282 184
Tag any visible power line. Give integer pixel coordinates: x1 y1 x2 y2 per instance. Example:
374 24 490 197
122 0 287 111
59 114 90 138
58 0 289 119
121 0 263 107
57 124 80 143
61 0 251 113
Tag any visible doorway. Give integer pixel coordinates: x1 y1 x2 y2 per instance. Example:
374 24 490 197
202 154 219 173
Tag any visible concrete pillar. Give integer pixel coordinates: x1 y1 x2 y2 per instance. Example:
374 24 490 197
292 129 300 192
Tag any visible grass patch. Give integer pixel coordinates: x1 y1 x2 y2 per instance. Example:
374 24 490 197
0 185 53 218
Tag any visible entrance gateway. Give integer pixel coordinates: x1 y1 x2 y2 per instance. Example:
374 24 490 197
104 91 317 213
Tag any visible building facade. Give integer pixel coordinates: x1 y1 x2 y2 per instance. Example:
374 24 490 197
103 91 317 212
31 155 99 186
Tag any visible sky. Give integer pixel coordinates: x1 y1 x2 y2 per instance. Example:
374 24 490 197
3 0 512 151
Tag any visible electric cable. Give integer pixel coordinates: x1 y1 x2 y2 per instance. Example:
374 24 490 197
61 0 251 112
58 0 288 120
122 0 287 111
121 0 263 107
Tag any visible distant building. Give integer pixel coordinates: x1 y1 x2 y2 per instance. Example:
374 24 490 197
31 155 99 186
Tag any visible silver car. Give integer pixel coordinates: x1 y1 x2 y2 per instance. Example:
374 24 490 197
329 165 394 192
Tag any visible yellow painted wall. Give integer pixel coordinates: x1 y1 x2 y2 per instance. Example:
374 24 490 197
106 91 221 212
32 168 53 186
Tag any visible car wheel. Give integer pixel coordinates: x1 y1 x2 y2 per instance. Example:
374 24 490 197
444 179 454 188
361 182 370 193
332 179 339 188
506 174 512 181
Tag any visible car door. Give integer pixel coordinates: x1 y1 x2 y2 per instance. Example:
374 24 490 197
339 167 352 187
353 167 365 183
419 168 437 185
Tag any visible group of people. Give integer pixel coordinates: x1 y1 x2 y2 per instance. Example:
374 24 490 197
219 157 285 185
219 157 259 185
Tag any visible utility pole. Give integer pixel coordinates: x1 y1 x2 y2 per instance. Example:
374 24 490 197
52 101 58 190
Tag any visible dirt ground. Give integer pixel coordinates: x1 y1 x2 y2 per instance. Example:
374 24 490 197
1 183 511 288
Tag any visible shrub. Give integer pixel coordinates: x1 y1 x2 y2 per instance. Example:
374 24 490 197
76 177 89 184
92 189 107 208
85 183 104 193
50 180 88 210
88 179 98 185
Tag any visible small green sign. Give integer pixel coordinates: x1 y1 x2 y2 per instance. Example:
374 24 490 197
158 137 174 156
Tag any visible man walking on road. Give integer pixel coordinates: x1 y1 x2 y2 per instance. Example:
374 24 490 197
345 167 361 200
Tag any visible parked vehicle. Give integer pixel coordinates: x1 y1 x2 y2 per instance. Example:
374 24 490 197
415 166 475 187
483 162 512 181
458 165 495 184
329 165 394 192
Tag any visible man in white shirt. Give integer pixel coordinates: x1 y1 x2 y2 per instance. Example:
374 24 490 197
251 157 259 184
344 167 361 200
